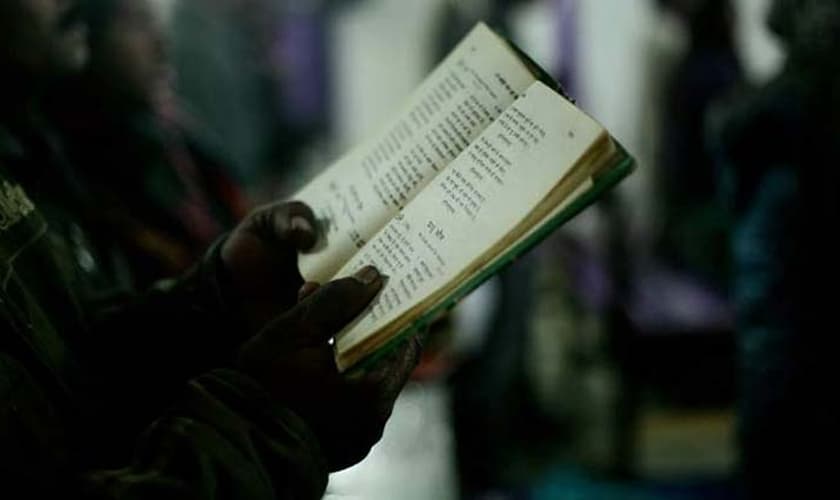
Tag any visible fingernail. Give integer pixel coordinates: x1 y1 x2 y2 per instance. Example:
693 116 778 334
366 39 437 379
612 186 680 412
291 216 314 234
354 265 381 286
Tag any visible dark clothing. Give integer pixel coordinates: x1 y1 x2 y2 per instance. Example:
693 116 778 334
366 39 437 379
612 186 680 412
716 65 840 497
658 43 741 287
0 124 327 498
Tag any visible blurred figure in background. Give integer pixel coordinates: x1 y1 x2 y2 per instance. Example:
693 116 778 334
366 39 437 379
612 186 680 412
656 0 743 289
713 0 840 496
0 0 127 299
49 0 249 288
170 0 278 189
171 0 332 198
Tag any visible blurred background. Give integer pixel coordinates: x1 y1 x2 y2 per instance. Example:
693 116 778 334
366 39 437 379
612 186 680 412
65 0 839 498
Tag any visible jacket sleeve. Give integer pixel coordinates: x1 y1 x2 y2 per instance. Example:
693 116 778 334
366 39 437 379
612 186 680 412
83 369 329 500
80 236 252 430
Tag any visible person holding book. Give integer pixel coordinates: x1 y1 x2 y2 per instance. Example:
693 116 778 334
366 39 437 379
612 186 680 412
0 0 419 497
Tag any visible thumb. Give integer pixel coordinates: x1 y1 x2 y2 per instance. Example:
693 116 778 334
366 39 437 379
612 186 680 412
267 201 319 251
290 266 385 345
236 266 383 372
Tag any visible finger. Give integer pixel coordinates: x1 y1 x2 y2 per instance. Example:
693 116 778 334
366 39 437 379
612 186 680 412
340 337 421 431
378 342 418 411
298 281 321 302
364 334 422 391
273 201 318 251
291 266 384 345
277 345 341 385
415 325 431 350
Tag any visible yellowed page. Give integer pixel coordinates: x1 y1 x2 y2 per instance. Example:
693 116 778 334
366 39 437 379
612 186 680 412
469 141 619 278
331 81 606 367
477 177 594 274
337 177 597 369
336 141 616 368
294 23 536 282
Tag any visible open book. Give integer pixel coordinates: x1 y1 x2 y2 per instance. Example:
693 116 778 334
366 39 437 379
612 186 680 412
293 23 634 371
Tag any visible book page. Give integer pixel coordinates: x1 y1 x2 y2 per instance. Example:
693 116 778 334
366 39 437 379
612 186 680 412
471 143 622 278
332 81 607 369
474 177 594 276
430 146 623 317
294 23 536 282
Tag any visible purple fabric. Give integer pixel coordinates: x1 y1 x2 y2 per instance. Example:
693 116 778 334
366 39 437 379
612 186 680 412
553 0 580 100
627 263 734 335
560 242 733 334
271 11 329 128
